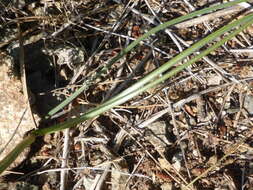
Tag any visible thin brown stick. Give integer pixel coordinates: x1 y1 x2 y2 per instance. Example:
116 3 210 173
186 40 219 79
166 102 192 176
17 19 38 129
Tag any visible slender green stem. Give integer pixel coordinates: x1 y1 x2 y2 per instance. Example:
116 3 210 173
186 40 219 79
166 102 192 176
89 12 253 110
0 0 252 175
0 135 36 175
32 12 253 137
46 0 248 117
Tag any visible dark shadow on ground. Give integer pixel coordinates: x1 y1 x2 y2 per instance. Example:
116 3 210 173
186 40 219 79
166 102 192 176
11 40 67 116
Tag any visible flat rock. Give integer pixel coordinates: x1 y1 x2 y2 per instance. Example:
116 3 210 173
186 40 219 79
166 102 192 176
244 94 253 115
0 54 39 169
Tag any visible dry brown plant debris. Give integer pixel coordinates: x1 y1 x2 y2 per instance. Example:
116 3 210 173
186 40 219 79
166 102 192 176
0 0 253 189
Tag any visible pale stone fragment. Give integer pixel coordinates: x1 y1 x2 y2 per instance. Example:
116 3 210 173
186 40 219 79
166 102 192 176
0 55 39 167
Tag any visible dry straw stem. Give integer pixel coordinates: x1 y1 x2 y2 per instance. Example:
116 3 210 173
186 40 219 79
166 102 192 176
17 20 38 129
175 3 252 28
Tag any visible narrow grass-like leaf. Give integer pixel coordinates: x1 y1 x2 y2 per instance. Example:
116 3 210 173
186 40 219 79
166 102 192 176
0 1 252 175
46 0 247 117
91 12 253 109
0 135 36 175
32 12 253 137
